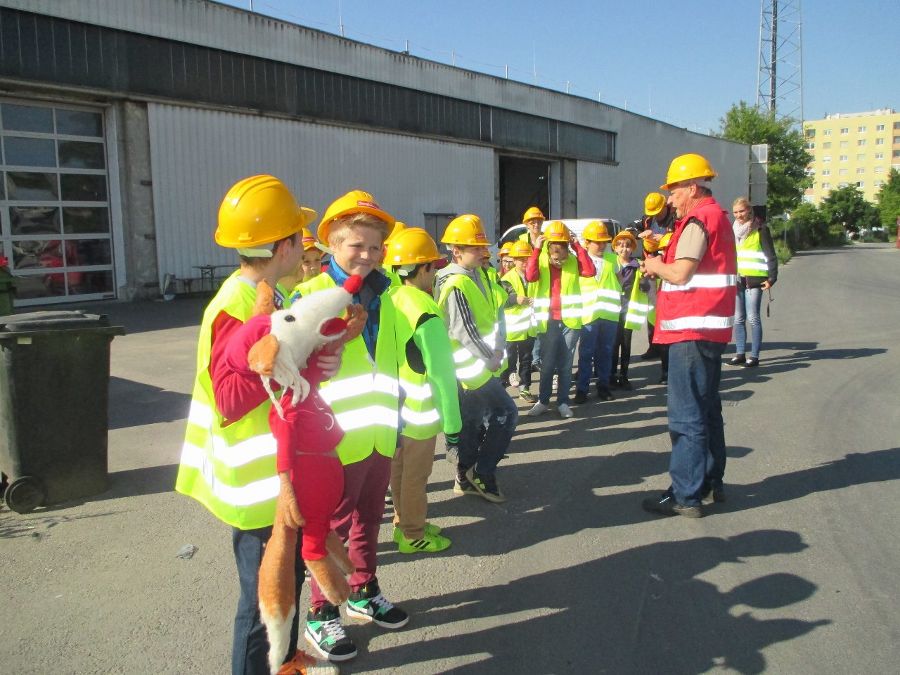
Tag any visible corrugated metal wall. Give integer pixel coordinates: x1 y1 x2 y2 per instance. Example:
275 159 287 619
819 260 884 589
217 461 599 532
148 103 495 283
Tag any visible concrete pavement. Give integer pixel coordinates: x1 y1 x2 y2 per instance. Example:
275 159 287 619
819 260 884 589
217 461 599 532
2 243 899 674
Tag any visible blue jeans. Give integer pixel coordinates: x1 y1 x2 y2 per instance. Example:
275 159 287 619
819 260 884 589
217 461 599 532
458 377 519 476
666 340 727 506
575 318 617 393
734 284 763 358
538 319 579 406
232 526 305 675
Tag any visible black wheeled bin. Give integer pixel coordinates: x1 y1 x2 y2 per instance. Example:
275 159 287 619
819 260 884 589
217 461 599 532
0 310 125 513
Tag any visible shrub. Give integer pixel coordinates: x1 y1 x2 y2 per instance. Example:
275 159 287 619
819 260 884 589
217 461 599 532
773 239 793 264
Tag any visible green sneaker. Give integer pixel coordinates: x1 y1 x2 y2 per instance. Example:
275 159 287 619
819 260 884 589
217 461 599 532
392 522 442 543
305 603 356 662
397 531 452 554
346 578 409 629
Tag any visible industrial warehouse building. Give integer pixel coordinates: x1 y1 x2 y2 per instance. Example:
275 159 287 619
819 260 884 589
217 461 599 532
0 0 749 306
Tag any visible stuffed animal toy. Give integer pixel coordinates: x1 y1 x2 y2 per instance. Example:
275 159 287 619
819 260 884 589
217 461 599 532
238 276 367 674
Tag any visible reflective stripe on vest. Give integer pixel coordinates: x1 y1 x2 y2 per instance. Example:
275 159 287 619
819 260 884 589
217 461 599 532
535 250 583 331
737 230 769 276
660 274 738 291
624 272 653 331
501 268 536 341
389 284 444 440
175 273 286 530
437 271 501 390
296 273 400 464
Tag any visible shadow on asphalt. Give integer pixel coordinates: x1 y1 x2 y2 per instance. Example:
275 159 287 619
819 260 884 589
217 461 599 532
108 376 191 429
368 530 830 673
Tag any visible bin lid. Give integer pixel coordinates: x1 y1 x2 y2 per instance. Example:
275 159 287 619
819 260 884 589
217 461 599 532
0 310 125 335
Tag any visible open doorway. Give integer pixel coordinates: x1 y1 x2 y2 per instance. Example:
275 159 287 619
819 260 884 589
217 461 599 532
499 156 550 240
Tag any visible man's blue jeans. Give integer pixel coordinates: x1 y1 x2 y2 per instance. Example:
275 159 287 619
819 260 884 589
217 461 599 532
232 525 305 675
734 285 764 358
575 317 617 393
458 377 519 476
538 319 579 406
667 340 727 506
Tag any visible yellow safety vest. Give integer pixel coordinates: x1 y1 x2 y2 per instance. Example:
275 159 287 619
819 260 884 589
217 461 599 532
737 230 768 277
176 272 289 530
436 271 503 390
295 273 400 465
533 250 584 332
624 270 653 331
501 268 536 341
389 284 445 440
580 251 622 323
382 264 402 287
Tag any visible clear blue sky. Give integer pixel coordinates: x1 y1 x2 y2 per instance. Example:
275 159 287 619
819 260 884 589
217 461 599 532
217 0 900 133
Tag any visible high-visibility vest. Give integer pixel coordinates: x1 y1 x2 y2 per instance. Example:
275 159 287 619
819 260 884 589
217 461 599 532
382 264 402 287
655 198 737 344
533 250 584 331
389 284 445 440
501 268 536 341
736 230 769 277
176 272 288 530
624 270 653 331
580 251 622 323
436 271 503 390
482 268 509 374
295 273 400 465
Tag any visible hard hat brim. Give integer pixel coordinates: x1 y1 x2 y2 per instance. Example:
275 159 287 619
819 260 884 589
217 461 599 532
317 204 395 245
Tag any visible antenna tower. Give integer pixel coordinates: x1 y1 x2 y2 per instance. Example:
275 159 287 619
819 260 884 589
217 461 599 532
756 0 804 122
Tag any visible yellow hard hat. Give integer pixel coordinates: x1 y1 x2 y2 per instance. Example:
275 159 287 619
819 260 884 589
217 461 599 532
543 220 570 243
317 190 395 244
643 237 660 254
658 232 673 249
644 192 667 216
441 214 490 246
582 221 612 242
384 227 442 266
661 153 717 190
215 175 317 249
612 231 637 249
300 226 317 251
508 241 533 258
499 241 514 255
522 206 546 222
385 220 406 246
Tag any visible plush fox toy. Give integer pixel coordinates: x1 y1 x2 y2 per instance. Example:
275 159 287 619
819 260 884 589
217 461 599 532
242 276 365 674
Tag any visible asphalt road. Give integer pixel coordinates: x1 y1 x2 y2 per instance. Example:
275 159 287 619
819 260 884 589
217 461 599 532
2 243 899 674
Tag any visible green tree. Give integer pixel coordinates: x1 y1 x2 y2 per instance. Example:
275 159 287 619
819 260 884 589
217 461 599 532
876 168 900 234
719 101 812 217
819 185 879 234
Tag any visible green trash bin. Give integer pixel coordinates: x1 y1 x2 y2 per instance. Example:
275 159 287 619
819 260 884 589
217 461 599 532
0 311 125 513
0 267 15 317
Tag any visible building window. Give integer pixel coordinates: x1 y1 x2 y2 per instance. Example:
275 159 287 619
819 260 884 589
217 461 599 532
823 129 832 136
822 169 831 176
894 122 900 129
875 152 884 160
858 126 866 133
894 150 900 158
840 127 849 134
856 167 865 174
806 142 815 149
876 138 885 145
840 141 849 148
857 154 866 161
1 100 114 306
875 180 884 187
805 128 815 138
875 166 884 173
838 182 848 188
822 142 832 149
823 156 831 163
895 136 900 144
822 182 830 189
876 124 885 131
839 169 848 176
858 139 866 146
857 181 864 188
839 155 848 161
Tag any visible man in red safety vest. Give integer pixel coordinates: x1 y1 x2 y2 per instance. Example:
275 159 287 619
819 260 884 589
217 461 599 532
639 153 737 518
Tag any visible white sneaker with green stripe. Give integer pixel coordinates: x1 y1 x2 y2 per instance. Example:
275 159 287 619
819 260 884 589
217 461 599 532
345 578 409 629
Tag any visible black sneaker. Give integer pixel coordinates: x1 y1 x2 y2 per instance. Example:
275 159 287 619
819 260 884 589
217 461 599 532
305 604 357 662
619 377 632 390
596 386 615 401
641 491 702 518
464 467 507 503
346 578 409 629
700 485 726 505
573 390 588 404
729 355 746 365
744 357 759 368
640 349 660 360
